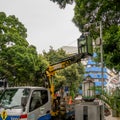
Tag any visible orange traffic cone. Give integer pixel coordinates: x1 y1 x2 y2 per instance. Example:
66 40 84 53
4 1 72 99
68 96 73 104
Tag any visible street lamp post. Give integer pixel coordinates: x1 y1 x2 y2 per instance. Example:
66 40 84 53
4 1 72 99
92 21 104 94
100 21 105 119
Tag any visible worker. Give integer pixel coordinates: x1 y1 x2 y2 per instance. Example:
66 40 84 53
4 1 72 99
64 93 69 103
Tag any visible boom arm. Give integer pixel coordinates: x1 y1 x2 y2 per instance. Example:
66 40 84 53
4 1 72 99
46 53 86 75
44 53 88 88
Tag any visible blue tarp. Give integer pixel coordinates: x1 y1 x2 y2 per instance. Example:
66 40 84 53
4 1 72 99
85 67 107 72
87 60 96 65
94 81 107 86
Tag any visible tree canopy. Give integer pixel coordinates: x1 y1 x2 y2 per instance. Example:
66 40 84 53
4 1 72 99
73 0 120 71
0 12 48 86
73 0 120 31
43 46 68 64
50 0 74 8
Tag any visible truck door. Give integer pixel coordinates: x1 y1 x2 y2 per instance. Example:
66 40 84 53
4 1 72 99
27 89 51 120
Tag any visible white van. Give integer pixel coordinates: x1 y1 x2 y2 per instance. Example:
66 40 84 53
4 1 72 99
0 86 52 120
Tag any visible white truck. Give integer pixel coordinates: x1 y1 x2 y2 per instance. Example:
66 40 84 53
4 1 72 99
0 86 52 120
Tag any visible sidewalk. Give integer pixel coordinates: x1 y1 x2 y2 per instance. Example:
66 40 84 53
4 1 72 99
105 115 120 120
105 109 120 120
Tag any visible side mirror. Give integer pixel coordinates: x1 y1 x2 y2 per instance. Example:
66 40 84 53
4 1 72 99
21 96 28 107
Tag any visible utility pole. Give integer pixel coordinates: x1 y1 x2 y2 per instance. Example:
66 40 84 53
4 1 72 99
100 21 105 120
100 21 104 93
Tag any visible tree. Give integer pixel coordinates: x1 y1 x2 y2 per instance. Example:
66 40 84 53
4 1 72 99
103 25 120 71
62 63 84 97
73 0 120 31
43 46 68 64
97 87 120 116
0 12 48 86
72 0 120 71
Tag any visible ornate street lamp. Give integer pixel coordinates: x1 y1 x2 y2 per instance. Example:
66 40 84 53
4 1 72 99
77 33 93 56
77 34 87 54
82 76 95 102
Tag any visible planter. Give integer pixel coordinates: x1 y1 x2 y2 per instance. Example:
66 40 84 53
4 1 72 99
82 97 95 102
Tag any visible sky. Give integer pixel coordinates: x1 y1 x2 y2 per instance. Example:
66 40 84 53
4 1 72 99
0 0 81 53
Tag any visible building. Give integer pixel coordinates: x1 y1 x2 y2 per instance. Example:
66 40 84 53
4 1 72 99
60 46 78 55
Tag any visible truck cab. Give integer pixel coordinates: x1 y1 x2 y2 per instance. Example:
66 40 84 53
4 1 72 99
0 86 51 120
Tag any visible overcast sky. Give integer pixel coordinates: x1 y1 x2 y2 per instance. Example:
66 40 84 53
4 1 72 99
0 0 81 53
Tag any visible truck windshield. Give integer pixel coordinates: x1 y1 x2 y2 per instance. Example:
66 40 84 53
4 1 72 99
0 88 30 108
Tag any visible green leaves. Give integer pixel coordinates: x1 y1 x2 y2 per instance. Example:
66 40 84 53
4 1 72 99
50 0 74 8
103 25 120 71
99 88 120 113
0 12 49 86
0 12 28 51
